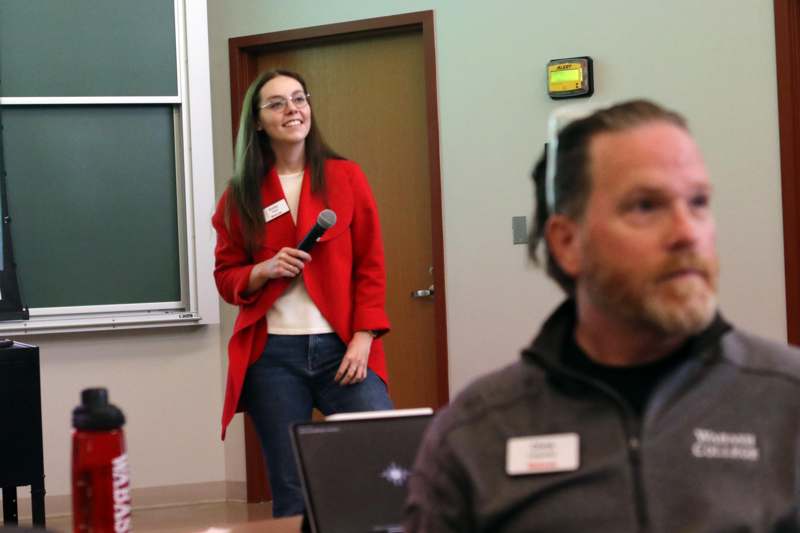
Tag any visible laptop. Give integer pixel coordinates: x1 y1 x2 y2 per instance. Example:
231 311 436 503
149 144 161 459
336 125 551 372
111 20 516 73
291 408 434 533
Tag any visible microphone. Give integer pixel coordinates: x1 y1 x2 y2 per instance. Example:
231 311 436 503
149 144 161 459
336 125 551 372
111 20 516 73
297 209 337 252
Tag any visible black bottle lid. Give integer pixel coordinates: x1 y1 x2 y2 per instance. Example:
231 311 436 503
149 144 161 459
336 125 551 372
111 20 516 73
72 387 126 430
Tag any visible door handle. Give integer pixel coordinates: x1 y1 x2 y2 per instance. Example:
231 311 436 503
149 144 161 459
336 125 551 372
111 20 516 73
411 285 435 299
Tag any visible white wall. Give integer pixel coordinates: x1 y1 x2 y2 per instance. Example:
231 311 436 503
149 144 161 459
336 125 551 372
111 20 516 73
33 326 226 495
208 0 784 397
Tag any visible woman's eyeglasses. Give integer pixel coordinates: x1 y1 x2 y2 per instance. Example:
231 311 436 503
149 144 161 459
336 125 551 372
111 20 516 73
258 93 310 113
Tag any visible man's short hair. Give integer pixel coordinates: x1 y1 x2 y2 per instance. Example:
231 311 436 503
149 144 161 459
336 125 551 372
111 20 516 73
529 99 689 294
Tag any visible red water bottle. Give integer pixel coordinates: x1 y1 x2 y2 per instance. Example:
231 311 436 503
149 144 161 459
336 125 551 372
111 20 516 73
72 388 132 532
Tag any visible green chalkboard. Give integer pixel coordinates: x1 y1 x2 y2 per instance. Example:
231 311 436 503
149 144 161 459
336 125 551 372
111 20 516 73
0 0 177 97
0 104 28 320
2 105 181 308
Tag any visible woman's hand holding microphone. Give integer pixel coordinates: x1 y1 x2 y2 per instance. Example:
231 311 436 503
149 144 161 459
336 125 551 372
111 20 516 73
247 247 311 293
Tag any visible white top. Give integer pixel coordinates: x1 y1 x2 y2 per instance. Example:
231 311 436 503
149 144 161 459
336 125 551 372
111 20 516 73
266 172 334 335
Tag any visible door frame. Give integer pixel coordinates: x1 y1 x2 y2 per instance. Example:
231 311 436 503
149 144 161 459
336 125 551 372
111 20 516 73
227 10 449 503
775 0 800 344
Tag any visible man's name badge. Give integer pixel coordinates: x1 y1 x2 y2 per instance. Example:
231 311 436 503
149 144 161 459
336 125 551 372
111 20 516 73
263 199 290 222
506 433 580 476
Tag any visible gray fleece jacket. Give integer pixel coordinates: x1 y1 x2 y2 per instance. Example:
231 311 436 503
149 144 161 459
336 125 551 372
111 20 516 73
405 301 800 532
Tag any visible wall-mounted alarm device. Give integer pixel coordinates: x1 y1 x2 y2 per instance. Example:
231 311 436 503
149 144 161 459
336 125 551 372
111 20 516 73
547 56 593 99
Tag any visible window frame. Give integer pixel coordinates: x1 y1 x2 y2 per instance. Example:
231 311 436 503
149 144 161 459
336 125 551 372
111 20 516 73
0 0 219 333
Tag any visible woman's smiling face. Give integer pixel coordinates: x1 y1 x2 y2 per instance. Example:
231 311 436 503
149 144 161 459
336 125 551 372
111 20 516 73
257 75 312 148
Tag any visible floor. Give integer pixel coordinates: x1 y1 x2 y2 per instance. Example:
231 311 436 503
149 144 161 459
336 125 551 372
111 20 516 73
40 501 276 532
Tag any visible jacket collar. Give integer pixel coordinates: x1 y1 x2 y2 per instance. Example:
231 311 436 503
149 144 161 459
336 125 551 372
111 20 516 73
522 299 731 376
260 167 295 250
260 167 290 217
260 166 330 249
295 166 327 245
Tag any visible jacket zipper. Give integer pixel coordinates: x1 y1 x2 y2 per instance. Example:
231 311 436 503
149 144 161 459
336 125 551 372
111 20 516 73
626 431 649 532
548 368 651 531
599 386 650 533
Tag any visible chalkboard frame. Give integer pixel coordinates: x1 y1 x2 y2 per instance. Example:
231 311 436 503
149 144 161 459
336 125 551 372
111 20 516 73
0 0 218 333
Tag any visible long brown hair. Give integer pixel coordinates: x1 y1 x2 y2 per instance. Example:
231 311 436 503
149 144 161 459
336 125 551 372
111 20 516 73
225 69 343 254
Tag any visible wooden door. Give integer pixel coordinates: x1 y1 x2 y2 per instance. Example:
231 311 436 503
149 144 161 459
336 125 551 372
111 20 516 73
775 0 800 344
228 12 447 502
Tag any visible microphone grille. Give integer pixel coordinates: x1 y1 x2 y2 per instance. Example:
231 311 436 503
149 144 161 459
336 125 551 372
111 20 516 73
318 209 337 229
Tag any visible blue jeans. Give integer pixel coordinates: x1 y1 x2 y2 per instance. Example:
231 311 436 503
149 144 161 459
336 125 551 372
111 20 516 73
242 333 393 517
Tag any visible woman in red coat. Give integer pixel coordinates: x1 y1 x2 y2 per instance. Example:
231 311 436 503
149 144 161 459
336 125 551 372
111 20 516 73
212 69 393 516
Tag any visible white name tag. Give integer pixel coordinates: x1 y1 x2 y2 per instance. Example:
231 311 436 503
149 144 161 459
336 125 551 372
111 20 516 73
263 199 290 222
506 433 579 476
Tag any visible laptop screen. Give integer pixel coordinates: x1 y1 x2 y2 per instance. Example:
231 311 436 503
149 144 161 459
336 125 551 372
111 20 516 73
291 411 433 533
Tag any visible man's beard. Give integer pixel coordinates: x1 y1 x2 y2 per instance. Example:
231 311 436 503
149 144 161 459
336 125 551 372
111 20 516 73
581 249 719 337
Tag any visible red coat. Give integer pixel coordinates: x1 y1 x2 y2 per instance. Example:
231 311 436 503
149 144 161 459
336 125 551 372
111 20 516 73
212 159 390 438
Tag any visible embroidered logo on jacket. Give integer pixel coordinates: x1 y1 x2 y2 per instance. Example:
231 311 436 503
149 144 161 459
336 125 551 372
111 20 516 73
691 428 759 461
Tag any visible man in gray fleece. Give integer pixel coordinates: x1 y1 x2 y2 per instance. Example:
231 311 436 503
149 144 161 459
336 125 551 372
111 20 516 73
405 100 800 532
